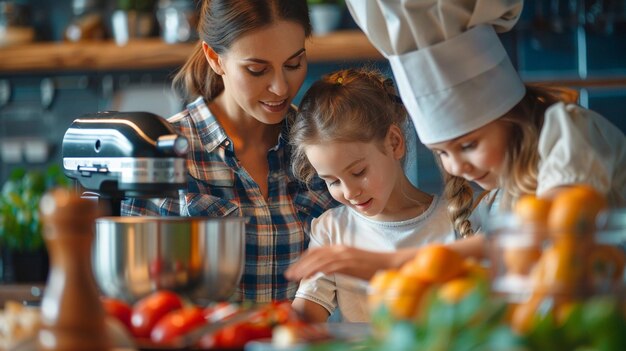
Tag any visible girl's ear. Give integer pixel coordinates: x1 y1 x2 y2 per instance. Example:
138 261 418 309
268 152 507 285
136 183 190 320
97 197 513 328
387 124 405 160
202 42 224 75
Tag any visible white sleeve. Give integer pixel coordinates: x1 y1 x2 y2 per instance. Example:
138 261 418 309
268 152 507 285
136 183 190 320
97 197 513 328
307 213 332 249
537 103 622 196
294 273 337 315
294 213 337 314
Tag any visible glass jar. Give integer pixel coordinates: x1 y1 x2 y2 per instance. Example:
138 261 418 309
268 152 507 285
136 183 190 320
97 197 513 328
156 0 197 44
487 207 626 339
488 209 625 302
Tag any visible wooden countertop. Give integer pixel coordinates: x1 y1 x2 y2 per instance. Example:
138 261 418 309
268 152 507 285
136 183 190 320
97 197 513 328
0 30 384 74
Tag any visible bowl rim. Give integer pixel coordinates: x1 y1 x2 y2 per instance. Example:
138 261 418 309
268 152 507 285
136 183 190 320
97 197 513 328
95 216 249 224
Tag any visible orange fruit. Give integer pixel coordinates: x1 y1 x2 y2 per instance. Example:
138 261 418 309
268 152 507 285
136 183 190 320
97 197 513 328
531 238 585 295
383 273 429 320
514 195 552 226
369 269 400 291
400 245 465 284
510 292 546 334
462 259 489 280
368 270 400 310
547 185 607 237
438 276 477 304
503 246 543 275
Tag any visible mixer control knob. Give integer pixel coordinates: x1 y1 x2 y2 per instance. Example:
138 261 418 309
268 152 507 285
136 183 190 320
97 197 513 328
156 134 189 156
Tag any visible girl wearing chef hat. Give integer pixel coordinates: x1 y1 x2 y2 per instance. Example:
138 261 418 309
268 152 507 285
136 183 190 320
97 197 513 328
344 0 625 255
285 0 625 280
288 68 455 322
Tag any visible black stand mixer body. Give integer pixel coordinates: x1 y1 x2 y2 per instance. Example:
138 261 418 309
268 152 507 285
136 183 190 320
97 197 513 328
61 111 189 216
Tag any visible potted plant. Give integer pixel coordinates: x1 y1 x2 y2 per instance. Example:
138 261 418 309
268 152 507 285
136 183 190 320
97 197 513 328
308 0 345 35
0 165 70 283
112 0 157 45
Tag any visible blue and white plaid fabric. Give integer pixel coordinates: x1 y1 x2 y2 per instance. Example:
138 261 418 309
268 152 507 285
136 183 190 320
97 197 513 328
122 97 337 302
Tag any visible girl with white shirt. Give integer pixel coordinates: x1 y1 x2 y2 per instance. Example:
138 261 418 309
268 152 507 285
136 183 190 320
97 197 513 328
285 0 625 281
288 68 455 322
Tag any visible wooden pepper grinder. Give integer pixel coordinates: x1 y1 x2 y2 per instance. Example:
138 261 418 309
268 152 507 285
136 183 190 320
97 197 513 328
37 188 111 351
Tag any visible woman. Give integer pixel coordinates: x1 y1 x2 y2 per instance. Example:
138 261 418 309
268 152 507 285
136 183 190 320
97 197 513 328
123 0 337 302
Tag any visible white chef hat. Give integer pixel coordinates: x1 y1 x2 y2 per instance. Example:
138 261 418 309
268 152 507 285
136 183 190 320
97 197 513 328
345 0 526 144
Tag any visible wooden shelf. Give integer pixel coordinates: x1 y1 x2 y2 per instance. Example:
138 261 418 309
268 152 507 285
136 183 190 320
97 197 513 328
0 284 45 306
0 30 384 74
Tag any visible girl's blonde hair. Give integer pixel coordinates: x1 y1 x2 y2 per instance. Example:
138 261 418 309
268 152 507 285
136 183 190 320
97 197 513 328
172 0 311 103
498 85 566 207
439 171 475 238
441 85 569 237
290 68 408 185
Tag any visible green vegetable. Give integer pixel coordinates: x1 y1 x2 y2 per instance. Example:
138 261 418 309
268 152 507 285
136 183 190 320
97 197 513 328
308 282 524 351
522 296 626 351
0 165 70 252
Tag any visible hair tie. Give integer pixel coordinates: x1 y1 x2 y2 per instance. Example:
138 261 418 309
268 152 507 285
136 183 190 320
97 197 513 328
336 77 343 85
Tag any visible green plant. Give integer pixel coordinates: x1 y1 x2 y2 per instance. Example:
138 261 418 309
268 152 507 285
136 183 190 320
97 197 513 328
0 165 70 252
307 0 345 6
117 0 156 12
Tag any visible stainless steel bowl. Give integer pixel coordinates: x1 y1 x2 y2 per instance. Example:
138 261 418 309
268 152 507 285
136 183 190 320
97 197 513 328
92 216 246 303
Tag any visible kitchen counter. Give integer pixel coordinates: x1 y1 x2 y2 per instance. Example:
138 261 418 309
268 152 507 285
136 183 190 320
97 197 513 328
0 30 384 74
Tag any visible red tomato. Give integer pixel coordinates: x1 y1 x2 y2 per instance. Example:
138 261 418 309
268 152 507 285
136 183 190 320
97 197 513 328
249 300 299 326
150 306 206 344
101 297 132 331
196 302 298 349
131 290 183 338
211 323 273 349
265 300 298 325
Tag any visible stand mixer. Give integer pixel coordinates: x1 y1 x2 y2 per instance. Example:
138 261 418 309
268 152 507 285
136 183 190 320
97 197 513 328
61 110 189 215
22 110 189 351
59 111 246 304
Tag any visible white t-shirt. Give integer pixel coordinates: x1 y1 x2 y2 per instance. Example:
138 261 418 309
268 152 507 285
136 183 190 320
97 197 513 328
295 195 455 322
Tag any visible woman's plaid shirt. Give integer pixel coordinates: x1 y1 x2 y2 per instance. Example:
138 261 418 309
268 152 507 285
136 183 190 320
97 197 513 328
121 97 337 302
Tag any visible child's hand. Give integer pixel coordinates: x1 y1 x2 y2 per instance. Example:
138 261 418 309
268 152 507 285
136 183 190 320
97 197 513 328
284 245 408 281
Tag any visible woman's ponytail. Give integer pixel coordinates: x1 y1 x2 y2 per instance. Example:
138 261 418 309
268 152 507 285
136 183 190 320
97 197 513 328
172 42 223 103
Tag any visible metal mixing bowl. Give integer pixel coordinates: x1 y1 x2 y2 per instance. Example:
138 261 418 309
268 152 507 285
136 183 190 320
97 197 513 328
92 216 246 303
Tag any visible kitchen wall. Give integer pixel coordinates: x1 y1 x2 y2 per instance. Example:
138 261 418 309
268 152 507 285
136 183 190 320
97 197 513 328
513 0 626 134
1 0 625 195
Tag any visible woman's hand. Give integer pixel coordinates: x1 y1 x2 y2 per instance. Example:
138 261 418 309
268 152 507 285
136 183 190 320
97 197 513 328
284 245 419 281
